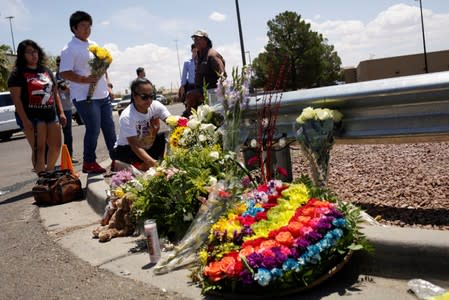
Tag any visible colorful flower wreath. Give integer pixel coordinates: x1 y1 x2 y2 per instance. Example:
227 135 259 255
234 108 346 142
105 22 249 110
193 180 369 295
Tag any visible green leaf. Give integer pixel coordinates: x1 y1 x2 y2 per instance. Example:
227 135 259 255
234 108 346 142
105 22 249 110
347 244 364 251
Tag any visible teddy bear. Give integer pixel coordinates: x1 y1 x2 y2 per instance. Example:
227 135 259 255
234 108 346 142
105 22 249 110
92 195 135 242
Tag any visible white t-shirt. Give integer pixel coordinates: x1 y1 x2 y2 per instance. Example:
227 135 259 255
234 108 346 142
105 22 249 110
59 36 109 102
115 101 171 149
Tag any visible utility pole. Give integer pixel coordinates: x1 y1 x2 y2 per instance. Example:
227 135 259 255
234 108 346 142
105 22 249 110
235 0 246 66
417 0 428 73
245 51 252 66
174 39 181 81
5 16 16 54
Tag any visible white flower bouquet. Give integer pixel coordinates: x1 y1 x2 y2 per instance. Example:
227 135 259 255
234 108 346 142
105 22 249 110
296 107 343 187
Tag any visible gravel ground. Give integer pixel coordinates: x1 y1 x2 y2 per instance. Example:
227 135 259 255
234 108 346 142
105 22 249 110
290 141 449 230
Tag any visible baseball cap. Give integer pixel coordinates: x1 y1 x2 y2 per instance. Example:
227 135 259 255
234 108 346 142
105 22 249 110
191 29 209 39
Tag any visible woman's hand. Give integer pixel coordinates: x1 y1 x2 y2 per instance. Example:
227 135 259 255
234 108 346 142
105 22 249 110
59 113 67 127
23 118 33 132
141 158 157 171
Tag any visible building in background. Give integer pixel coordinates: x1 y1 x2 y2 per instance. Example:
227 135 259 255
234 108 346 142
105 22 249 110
5 53 16 68
343 49 449 83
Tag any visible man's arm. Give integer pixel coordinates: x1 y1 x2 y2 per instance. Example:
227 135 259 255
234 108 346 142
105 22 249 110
209 50 226 76
60 71 98 84
180 61 189 86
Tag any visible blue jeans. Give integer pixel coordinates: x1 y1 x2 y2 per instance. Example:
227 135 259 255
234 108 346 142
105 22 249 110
73 96 116 163
62 109 73 157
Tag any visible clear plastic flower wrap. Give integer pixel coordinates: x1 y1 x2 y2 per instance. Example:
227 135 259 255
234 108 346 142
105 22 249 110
153 180 241 275
296 107 342 188
408 279 449 300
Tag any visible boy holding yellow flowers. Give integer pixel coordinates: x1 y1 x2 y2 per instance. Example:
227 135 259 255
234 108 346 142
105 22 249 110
59 11 116 174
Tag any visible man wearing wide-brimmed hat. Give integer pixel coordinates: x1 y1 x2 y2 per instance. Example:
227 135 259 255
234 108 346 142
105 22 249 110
183 29 226 117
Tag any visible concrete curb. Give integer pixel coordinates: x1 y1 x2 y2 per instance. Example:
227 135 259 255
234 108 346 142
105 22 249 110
40 164 449 299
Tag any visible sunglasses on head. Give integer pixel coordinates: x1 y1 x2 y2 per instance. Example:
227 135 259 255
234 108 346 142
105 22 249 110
136 93 153 101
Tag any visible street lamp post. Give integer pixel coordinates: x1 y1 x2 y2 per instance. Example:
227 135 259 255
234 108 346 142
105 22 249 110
417 0 428 73
245 51 252 66
174 39 181 82
5 16 16 54
235 0 246 66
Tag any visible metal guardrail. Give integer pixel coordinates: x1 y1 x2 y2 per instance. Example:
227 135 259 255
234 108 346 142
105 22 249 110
241 71 449 144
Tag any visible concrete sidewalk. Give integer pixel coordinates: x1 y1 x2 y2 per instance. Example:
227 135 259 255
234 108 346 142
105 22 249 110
39 162 449 299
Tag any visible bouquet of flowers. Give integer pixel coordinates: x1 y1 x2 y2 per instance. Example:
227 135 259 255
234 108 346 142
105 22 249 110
153 179 243 275
131 146 222 240
192 179 370 296
87 44 112 102
216 66 251 152
296 107 343 188
166 105 223 151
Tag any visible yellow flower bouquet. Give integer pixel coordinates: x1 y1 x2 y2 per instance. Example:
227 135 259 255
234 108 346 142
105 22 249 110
87 44 113 102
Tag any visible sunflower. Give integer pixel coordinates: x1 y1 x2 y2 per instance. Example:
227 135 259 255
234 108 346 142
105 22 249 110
169 126 187 148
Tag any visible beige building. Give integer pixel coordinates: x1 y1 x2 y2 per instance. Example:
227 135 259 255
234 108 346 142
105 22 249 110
343 49 449 83
5 53 16 69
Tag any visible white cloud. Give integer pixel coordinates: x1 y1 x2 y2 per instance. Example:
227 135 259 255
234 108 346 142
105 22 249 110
0 0 30 30
91 3 449 94
209 12 226 22
108 6 154 31
107 43 182 93
309 4 449 67
106 41 243 94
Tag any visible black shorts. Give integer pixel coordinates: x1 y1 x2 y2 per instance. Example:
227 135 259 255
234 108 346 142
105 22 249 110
112 133 166 164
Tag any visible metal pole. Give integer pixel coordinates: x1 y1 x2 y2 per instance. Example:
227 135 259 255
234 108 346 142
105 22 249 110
6 16 16 54
174 39 181 81
418 0 428 73
245 51 252 65
235 0 246 66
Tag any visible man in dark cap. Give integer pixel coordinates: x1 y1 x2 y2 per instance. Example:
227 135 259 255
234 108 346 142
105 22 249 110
183 29 226 117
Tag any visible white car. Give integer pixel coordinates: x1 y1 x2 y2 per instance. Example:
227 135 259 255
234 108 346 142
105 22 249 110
111 97 121 111
116 94 131 115
0 91 21 140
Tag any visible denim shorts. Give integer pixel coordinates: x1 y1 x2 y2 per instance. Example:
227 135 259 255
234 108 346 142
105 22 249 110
15 113 58 130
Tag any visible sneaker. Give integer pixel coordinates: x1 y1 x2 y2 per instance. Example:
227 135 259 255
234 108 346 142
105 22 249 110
132 161 142 169
82 161 106 174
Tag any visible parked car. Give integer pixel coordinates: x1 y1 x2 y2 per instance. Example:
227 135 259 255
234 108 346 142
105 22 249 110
0 91 21 141
116 94 131 116
71 104 84 125
155 94 168 105
111 97 121 111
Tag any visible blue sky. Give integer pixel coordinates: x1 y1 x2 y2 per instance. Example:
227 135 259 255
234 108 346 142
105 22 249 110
1 0 449 93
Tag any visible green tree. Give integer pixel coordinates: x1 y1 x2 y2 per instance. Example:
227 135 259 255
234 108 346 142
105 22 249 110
47 55 58 72
252 11 342 91
0 44 13 91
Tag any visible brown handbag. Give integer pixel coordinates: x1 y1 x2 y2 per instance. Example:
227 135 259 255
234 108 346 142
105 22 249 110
32 169 84 205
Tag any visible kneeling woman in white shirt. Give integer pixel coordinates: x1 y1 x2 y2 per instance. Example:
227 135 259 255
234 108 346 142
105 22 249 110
112 78 171 171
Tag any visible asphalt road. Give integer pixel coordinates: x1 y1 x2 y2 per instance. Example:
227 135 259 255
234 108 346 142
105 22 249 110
0 103 190 300
0 103 185 196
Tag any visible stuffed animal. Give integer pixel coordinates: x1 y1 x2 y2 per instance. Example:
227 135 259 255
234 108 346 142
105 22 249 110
92 195 135 242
